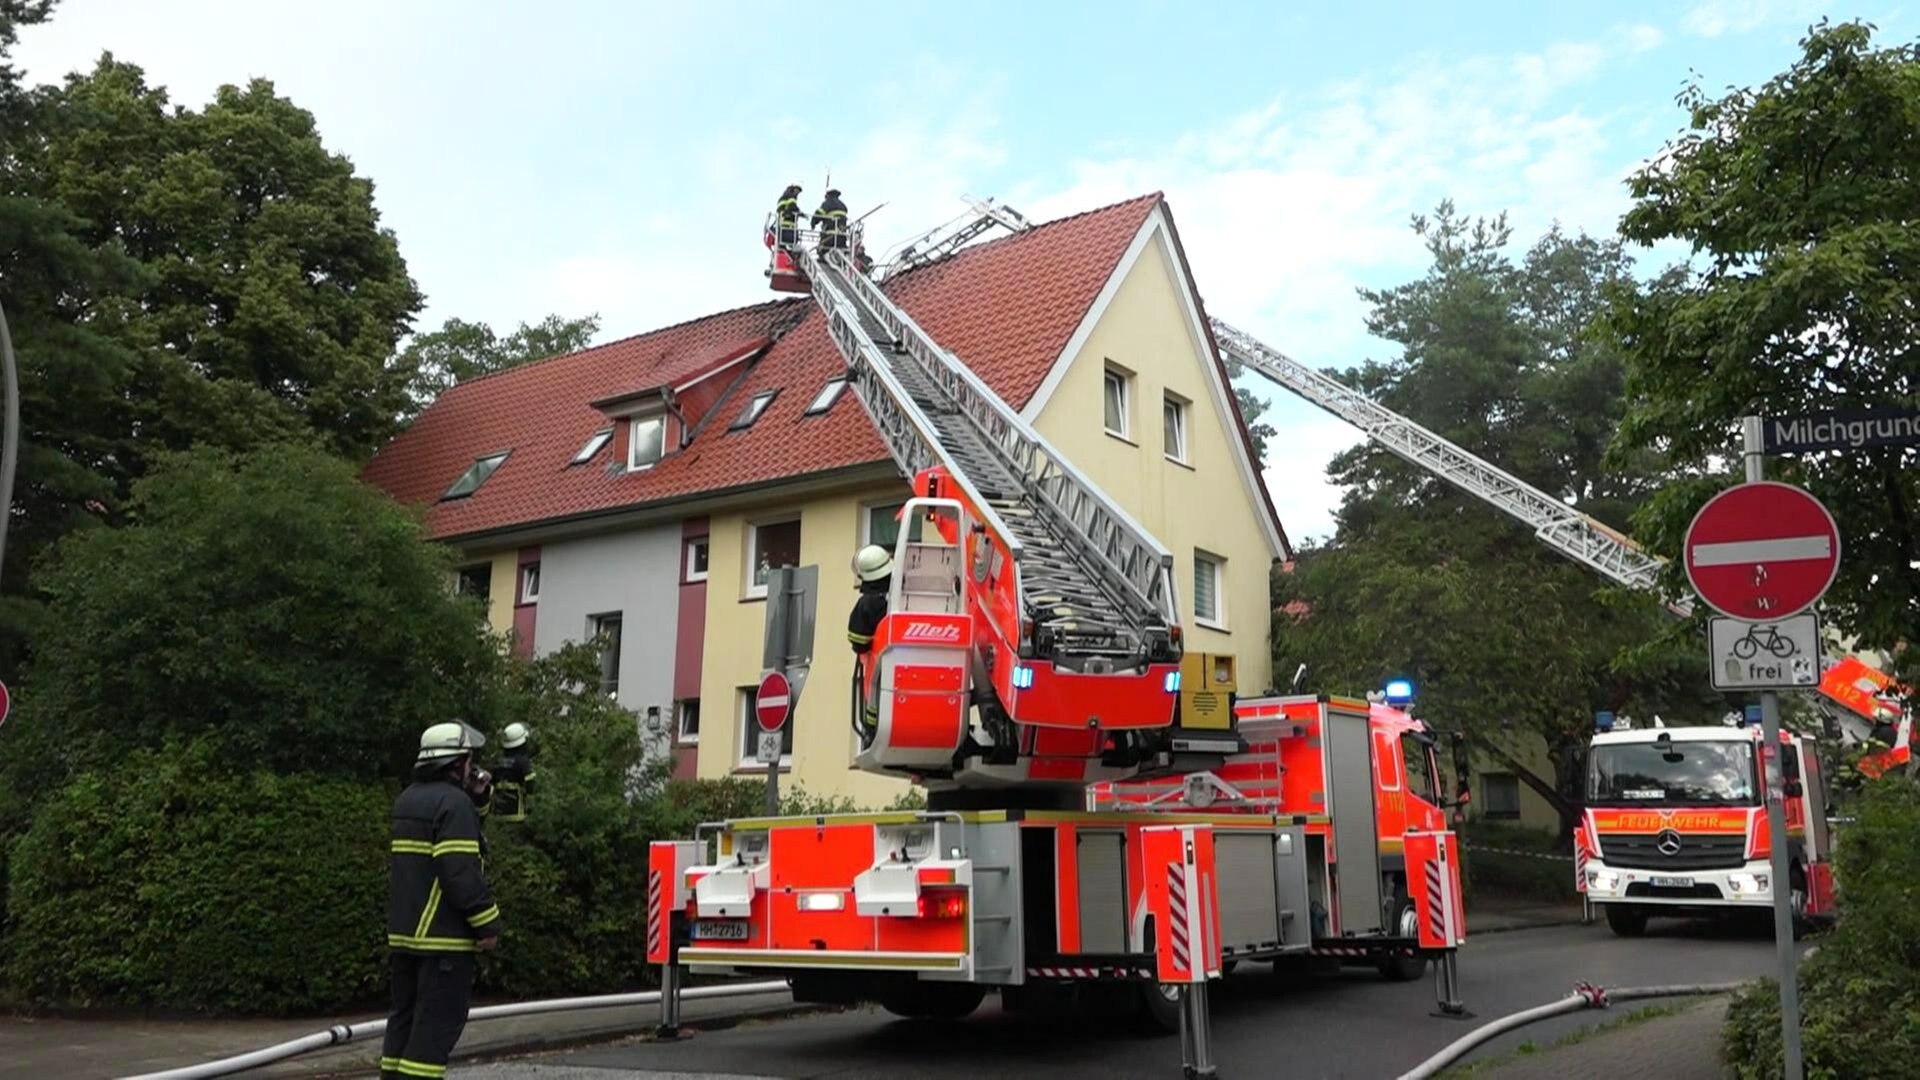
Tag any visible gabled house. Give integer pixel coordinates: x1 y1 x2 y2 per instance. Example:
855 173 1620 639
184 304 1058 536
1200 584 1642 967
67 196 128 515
363 193 1291 803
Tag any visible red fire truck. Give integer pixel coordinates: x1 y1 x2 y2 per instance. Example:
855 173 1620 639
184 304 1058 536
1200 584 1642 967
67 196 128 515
644 231 1467 1031
1576 723 1836 937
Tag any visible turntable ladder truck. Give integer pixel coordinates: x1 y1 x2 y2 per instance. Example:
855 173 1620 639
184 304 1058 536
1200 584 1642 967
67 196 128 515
645 217 1469 1033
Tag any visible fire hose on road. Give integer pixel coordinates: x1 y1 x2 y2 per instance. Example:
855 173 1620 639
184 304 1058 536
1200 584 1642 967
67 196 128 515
1396 980 1752 1080
119 979 792 1080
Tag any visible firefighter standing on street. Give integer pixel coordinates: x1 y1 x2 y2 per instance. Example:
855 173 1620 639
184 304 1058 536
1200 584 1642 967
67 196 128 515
383 721 502 1080
490 722 536 823
813 188 849 256
848 544 892 737
772 184 803 248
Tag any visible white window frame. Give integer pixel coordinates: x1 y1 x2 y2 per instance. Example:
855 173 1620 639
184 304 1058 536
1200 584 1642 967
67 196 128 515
860 499 924 552
1162 392 1190 465
628 416 665 471
589 611 622 699
745 516 802 600
805 378 848 415
1193 549 1227 630
572 428 612 465
730 390 778 431
676 698 701 745
684 537 709 583
738 686 792 769
443 451 509 500
519 563 540 604
1103 364 1132 441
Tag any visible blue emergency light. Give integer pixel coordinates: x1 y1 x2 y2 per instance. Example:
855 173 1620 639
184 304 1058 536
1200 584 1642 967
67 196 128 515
1164 671 1182 693
1595 710 1615 733
1012 664 1035 690
1384 679 1414 706
1743 704 1763 727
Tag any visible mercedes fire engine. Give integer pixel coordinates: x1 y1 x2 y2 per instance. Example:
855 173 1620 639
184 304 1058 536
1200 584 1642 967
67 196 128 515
1576 724 1836 937
643 212 1467 1029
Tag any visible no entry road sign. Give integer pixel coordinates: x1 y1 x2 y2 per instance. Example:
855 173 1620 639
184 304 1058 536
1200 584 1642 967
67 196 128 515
1684 481 1840 621
755 670 792 732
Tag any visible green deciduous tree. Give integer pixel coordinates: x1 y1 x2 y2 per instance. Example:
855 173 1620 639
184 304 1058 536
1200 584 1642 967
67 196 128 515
1606 21 1920 693
1274 206 1715 833
1223 363 1276 468
403 312 600 410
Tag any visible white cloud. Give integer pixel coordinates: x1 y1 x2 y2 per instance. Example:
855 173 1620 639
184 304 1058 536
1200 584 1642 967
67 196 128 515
1681 0 1819 38
1621 23 1666 53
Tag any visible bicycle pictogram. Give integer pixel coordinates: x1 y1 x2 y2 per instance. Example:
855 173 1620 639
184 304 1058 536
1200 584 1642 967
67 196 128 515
1732 622 1799 660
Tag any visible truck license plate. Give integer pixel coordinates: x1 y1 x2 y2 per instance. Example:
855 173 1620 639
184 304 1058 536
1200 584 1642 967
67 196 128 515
1650 876 1694 888
691 920 750 941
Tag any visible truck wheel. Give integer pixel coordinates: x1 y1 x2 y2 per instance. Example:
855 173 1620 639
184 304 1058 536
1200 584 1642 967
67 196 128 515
1605 904 1648 938
1135 981 1182 1035
1377 901 1427 981
879 981 986 1021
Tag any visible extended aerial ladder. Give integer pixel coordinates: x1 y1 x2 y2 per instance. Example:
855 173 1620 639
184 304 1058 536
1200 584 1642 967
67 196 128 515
774 223 1187 792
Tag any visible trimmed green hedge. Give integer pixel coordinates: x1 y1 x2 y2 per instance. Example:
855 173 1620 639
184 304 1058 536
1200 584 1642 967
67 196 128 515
5 739 388 1013
1722 780 1920 1078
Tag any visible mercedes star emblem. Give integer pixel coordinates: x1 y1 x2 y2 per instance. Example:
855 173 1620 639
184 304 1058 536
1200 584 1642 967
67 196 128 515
1656 829 1683 856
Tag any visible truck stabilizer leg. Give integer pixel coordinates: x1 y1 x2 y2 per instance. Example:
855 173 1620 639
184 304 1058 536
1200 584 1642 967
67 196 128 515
1180 983 1218 1079
1431 951 1471 1020
656 957 684 1038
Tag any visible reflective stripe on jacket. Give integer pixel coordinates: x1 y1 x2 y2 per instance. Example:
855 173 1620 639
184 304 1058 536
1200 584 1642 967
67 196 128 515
388 779 501 952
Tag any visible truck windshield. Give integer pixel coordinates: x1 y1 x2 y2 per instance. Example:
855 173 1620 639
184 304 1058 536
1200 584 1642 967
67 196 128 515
1587 741 1757 806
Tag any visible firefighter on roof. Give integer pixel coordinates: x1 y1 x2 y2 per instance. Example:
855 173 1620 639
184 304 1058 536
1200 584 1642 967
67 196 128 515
848 544 892 735
383 721 502 1080
490 722 535 822
813 188 849 255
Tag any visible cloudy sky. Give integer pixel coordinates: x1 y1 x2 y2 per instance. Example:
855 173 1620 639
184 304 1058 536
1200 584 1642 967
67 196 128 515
15 0 1906 540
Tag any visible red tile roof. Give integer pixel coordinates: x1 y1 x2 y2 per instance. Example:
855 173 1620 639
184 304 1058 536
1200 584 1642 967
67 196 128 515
363 193 1257 545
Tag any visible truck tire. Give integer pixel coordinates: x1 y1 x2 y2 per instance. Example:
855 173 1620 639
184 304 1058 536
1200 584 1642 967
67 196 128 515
1377 900 1428 981
1605 903 1648 937
878 981 986 1021
1135 981 1182 1035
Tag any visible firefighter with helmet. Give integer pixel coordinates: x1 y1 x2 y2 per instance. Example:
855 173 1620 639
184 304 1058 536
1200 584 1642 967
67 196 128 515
848 544 892 736
382 721 502 1080
813 188 849 256
771 183 803 248
490 722 536 823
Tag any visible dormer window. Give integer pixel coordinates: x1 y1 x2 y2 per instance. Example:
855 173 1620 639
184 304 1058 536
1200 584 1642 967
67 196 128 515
729 390 778 431
629 417 665 470
443 451 509 500
805 378 848 415
572 429 613 465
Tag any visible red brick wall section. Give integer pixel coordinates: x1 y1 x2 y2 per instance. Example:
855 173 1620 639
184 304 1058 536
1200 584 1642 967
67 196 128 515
511 545 541 658
672 518 710 779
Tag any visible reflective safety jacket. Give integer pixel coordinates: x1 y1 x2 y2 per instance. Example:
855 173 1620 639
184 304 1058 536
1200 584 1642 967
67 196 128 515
847 579 889 655
774 193 803 227
490 749 535 823
812 194 849 237
388 779 502 953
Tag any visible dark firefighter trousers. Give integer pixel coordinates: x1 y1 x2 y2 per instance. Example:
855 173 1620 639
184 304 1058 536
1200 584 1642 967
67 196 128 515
381 951 476 1079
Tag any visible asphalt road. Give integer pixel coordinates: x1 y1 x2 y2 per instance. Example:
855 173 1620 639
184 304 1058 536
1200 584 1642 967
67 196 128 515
467 918 1787 1079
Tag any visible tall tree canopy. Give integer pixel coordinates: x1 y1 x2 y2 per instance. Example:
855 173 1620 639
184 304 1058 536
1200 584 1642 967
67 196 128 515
1606 20 1920 692
403 312 601 409
0 29 423 671
1274 206 1715 830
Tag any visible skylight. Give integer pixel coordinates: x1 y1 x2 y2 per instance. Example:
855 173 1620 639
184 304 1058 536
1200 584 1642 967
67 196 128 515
805 378 848 416
443 451 509 500
729 390 778 431
571 429 613 465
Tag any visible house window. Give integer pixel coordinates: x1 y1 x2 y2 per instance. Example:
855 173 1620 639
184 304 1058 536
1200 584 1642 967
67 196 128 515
676 699 701 744
738 685 793 767
806 378 847 415
629 417 665 470
684 537 710 583
1193 550 1226 628
589 612 623 698
1103 367 1131 439
730 390 778 431
519 563 541 604
863 501 925 551
1482 773 1521 820
1163 393 1189 464
455 564 492 600
572 429 612 465
746 517 801 599
443 451 509 500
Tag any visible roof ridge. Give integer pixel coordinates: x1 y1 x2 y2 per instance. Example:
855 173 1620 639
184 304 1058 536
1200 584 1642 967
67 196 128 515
883 191 1163 283
446 296 805 390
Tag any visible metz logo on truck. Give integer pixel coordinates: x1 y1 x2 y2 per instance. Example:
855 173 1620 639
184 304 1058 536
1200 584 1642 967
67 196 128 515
901 620 963 643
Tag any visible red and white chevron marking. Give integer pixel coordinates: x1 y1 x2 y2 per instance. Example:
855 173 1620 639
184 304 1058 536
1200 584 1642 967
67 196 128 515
1424 858 1445 943
1311 946 1377 958
1574 843 1589 893
647 868 663 960
1026 966 1153 981
1167 864 1191 973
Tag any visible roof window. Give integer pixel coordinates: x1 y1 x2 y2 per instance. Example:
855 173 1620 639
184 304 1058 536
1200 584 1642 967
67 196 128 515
443 451 509 500
571 429 613 465
805 378 848 416
729 390 778 431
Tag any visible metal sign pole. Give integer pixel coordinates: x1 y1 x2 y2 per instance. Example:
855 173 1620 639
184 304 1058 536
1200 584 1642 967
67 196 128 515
1744 415 1803 1080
